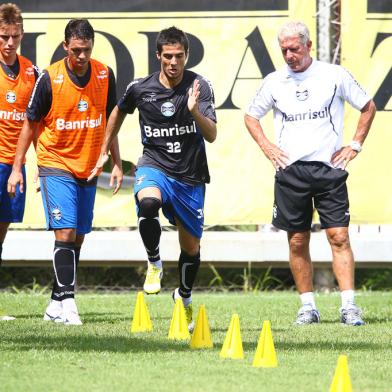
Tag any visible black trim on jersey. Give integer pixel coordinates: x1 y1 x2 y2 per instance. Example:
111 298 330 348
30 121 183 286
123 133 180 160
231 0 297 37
27 58 116 121
0 56 39 80
328 85 338 136
39 166 98 186
0 59 19 79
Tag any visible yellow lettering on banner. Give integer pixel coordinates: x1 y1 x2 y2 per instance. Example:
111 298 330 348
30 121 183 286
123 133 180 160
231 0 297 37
19 1 317 227
342 0 392 223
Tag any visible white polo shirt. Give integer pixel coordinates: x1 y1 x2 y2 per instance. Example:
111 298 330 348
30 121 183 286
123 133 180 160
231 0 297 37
246 60 371 166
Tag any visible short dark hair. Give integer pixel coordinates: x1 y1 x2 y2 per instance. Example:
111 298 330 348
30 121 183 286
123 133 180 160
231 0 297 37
0 3 23 29
64 19 94 44
156 26 189 54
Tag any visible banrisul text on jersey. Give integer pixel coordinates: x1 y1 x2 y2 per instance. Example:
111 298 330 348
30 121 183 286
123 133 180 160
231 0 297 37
143 121 196 138
37 58 109 179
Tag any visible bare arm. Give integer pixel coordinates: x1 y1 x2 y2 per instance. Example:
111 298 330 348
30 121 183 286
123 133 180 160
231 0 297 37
331 99 377 168
108 135 123 194
244 113 289 170
188 79 217 143
8 118 41 196
88 106 127 182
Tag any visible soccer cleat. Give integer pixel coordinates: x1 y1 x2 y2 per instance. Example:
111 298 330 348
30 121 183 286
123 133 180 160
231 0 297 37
340 304 365 326
143 262 163 294
295 304 321 325
172 288 194 332
43 300 64 323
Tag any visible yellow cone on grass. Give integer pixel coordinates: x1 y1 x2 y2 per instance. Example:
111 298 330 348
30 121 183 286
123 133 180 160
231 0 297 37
130 291 153 333
252 320 278 367
219 313 244 359
190 304 213 349
329 355 353 392
168 298 190 340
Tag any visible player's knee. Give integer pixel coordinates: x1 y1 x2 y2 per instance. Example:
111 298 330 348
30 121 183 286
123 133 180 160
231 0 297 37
327 230 350 250
180 250 200 265
138 197 161 218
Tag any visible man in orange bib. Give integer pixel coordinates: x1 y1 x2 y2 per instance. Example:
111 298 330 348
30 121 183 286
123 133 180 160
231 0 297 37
8 19 122 325
0 3 39 321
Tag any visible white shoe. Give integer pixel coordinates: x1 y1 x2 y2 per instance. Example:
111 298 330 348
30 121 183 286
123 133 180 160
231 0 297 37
0 315 16 321
63 310 83 326
63 298 83 326
43 300 64 323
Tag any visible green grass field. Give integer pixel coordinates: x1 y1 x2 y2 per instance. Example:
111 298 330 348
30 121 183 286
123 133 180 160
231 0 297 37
1 291 392 391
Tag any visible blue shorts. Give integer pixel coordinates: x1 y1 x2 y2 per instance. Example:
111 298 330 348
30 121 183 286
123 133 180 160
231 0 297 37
134 167 205 239
40 176 97 235
0 163 26 223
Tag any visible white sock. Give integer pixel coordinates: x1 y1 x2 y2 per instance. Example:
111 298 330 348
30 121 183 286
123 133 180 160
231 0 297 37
341 289 355 309
149 260 162 269
300 292 316 309
62 298 78 313
174 288 192 307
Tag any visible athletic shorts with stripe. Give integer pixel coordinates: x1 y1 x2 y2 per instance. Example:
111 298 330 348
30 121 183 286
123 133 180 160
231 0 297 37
40 175 97 235
134 166 205 239
272 161 350 232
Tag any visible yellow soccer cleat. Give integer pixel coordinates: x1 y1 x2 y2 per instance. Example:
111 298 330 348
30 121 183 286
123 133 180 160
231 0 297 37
143 263 163 294
172 288 194 332
184 303 195 333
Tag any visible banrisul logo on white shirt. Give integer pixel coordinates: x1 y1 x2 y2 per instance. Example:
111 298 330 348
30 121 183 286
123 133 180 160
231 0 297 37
283 107 330 122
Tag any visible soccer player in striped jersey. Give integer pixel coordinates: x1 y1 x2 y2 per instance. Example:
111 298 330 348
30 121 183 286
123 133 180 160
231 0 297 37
0 3 39 321
8 19 123 325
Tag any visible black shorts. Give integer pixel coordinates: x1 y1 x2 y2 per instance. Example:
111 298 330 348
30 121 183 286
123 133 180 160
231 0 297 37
272 161 350 232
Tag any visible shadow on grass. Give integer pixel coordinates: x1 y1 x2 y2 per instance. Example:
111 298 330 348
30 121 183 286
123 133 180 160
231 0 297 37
2 325 385 356
274 340 385 352
10 312 128 323
2 333 195 354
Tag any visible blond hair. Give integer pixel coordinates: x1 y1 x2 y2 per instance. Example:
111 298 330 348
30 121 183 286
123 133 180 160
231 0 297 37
0 3 23 29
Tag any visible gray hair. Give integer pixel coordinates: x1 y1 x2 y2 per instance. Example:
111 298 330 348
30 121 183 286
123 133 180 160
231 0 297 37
277 21 310 45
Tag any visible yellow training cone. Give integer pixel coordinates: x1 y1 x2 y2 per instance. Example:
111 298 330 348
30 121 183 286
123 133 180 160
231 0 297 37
190 304 213 349
130 291 153 333
329 355 353 392
168 299 190 340
219 314 244 359
252 320 278 368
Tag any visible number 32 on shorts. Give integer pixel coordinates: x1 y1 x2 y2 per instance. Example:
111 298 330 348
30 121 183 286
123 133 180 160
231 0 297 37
166 142 181 153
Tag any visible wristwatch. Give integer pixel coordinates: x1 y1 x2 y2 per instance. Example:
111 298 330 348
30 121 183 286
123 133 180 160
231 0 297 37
349 140 362 153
